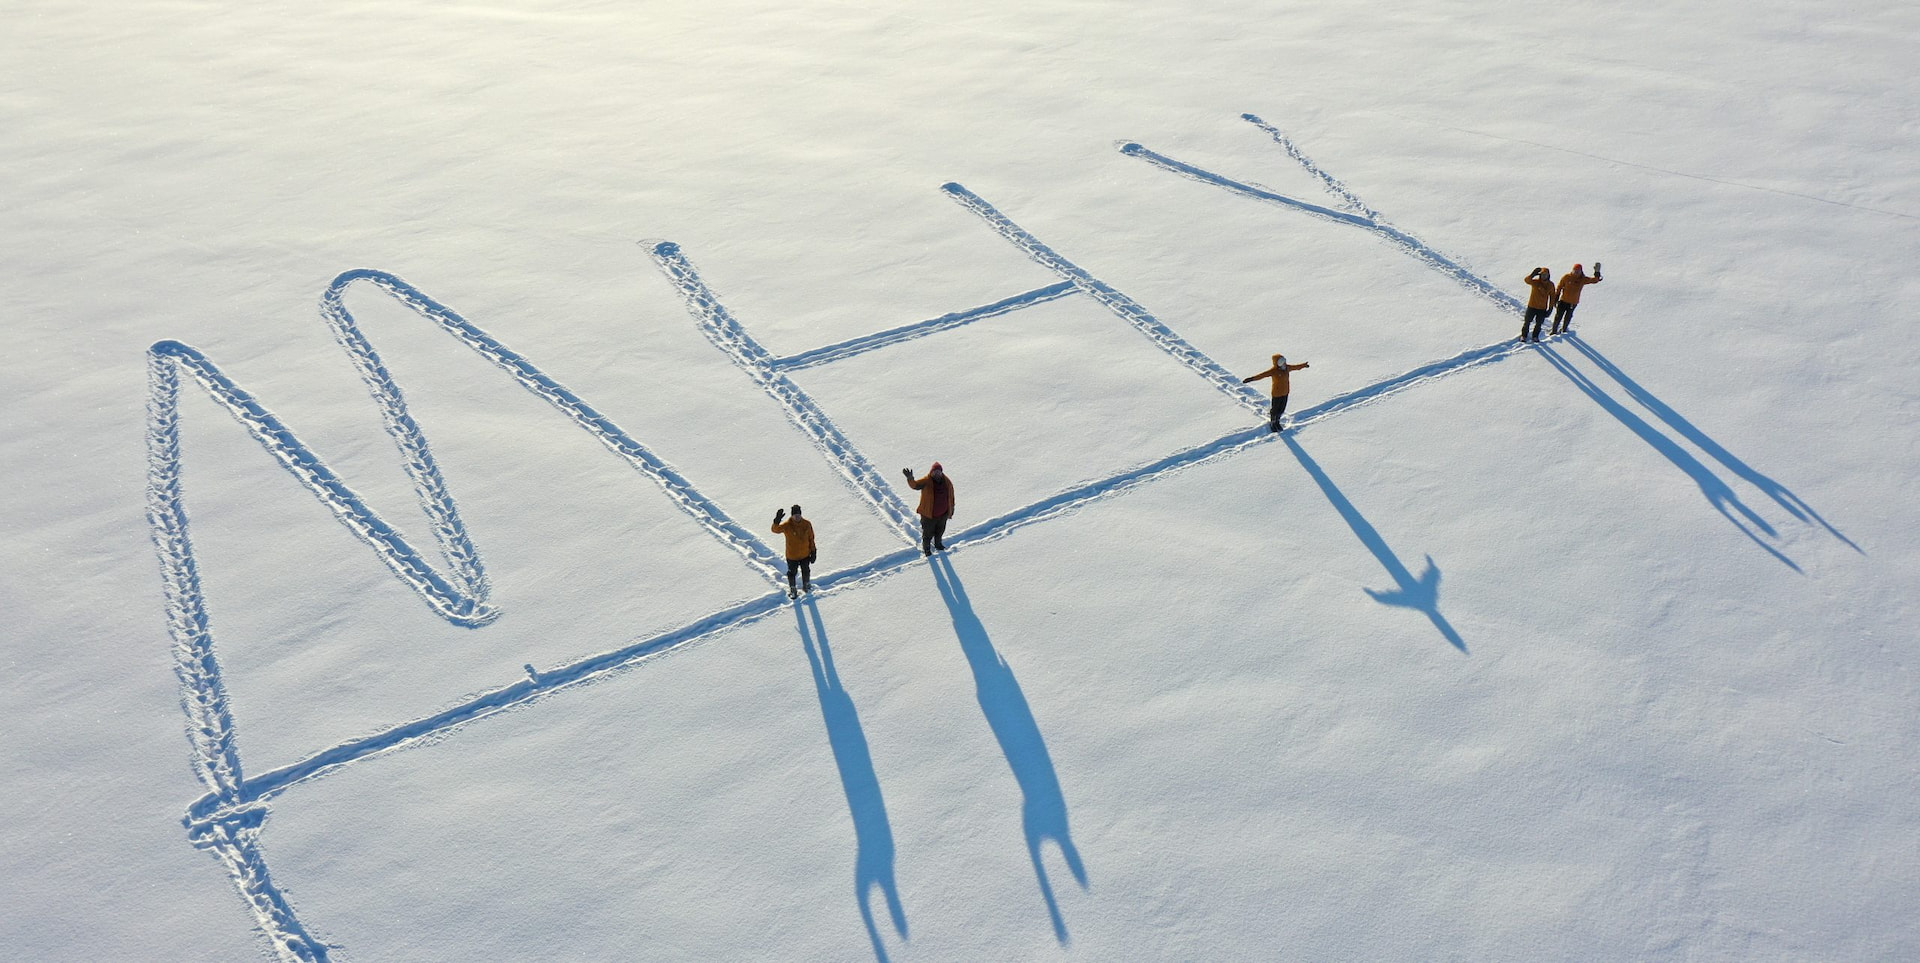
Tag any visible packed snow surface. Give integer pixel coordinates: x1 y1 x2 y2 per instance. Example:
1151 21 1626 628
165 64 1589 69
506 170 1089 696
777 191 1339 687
4 1 1918 960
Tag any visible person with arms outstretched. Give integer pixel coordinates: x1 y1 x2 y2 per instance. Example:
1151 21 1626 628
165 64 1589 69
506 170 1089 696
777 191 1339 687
1242 353 1310 432
1552 263 1601 335
772 504 816 599
1521 267 1555 342
902 463 955 557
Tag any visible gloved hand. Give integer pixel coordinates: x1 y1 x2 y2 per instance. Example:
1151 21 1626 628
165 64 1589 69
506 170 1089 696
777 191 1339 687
774 508 785 521
901 468 913 481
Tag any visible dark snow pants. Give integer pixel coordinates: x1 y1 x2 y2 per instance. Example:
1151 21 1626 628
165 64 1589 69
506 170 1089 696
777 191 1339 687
1521 307 1548 341
919 515 948 554
1270 394 1290 432
786 558 811 591
1551 301 1577 334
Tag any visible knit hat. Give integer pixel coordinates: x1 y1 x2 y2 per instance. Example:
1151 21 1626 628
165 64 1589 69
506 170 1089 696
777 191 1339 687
930 462 943 472
1574 263 1584 272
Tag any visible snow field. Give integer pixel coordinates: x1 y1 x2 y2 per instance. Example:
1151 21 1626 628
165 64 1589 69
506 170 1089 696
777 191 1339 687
4 0 1919 959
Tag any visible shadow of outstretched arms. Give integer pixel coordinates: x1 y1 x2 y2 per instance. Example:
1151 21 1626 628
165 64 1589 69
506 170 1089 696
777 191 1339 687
1283 436 1469 653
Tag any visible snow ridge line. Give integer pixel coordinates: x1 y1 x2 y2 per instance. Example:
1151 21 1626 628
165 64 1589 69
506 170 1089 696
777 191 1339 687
774 281 1078 372
940 182 1271 417
182 333 1526 835
327 269 784 581
647 242 922 542
1117 139 1524 315
147 352 251 804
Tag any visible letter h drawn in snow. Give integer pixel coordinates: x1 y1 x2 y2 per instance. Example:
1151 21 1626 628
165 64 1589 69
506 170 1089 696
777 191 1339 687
643 179 1284 551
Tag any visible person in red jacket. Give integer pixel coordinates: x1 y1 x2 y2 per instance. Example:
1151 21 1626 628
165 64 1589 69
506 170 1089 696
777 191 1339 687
1242 353 1310 432
1552 263 1602 335
901 463 956 557
772 504 816 599
1520 267 1556 342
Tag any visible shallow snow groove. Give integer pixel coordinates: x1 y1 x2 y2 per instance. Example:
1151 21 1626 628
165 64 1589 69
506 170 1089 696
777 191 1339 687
774 281 1077 372
1119 115 1525 315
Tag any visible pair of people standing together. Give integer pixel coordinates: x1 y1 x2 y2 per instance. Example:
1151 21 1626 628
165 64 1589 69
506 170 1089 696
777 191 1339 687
1520 263 1602 342
771 463 957 599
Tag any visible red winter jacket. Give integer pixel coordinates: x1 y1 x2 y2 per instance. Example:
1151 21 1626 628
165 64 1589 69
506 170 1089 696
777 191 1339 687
908 471 955 519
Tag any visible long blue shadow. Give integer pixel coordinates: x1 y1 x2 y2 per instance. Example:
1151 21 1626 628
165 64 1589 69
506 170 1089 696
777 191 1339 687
795 599 908 961
927 555 1087 943
1281 435 1469 653
1562 333 1859 552
1533 342 1802 571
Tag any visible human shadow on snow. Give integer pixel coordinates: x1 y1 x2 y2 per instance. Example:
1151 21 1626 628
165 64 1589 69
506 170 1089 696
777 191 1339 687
1561 333 1858 553
1282 435 1469 653
794 599 908 962
928 554 1088 944
1533 339 1806 571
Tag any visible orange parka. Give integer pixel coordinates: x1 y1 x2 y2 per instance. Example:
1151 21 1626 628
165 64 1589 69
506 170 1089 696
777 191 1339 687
908 471 955 519
1524 273 1557 310
771 516 815 561
1243 356 1309 397
1556 270 1600 305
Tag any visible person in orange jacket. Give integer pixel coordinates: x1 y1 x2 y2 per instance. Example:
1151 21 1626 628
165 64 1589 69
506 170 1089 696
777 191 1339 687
772 504 816 599
901 463 955 557
1242 353 1310 432
1521 267 1556 342
1551 263 1602 335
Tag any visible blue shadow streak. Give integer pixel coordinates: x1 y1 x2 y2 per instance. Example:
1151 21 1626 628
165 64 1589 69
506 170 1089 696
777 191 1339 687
795 599 908 961
1533 343 1802 571
927 555 1087 943
1562 333 1859 553
1281 435 1469 653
